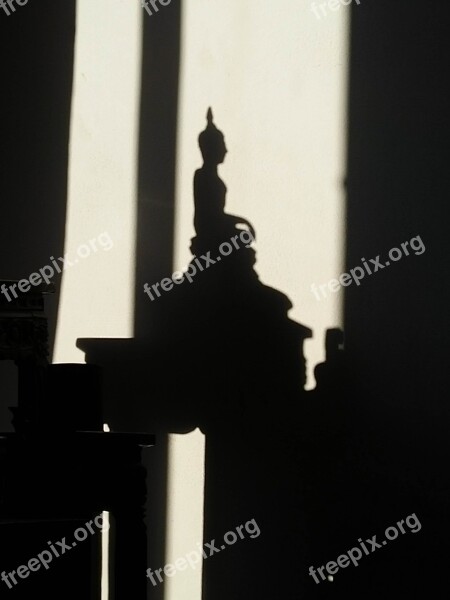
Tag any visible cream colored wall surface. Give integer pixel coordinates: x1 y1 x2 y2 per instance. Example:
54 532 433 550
53 0 142 363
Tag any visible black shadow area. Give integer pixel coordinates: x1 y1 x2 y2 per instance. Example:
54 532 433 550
0 1 75 358
0 0 76 426
342 1 450 596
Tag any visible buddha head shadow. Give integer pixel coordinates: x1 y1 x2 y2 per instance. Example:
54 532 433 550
198 107 228 167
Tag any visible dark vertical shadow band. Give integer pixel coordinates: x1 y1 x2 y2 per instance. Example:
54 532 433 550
135 0 182 340
0 0 76 359
135 3 182 599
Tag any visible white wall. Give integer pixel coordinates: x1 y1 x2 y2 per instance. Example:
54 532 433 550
53 0 142 364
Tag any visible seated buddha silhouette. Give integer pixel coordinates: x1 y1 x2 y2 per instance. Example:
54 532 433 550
190 108 256 257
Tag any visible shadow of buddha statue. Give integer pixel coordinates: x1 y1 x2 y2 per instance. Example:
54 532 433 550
175 109 312 417
190 108 256 259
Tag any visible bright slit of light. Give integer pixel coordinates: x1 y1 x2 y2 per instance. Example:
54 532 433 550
53 0 142 364
101 511 110 600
